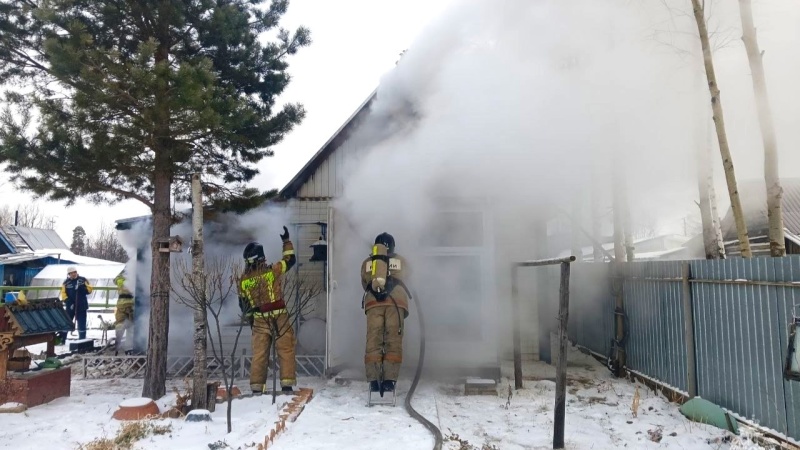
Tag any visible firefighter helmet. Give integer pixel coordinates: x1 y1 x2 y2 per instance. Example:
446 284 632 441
243 242 266 264
374 232 395 254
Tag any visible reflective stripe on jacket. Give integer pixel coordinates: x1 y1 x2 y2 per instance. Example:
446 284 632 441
60 276 93 304
240 240 295 317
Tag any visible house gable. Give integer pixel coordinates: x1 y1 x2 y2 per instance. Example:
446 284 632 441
279 90 377 200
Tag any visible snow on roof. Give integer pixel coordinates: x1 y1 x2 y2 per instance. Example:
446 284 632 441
34 263 125 281
0 248 121 267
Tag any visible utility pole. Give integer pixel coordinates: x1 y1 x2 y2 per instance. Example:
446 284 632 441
191 173 208 410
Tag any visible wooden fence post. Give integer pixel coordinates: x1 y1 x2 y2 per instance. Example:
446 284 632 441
553 262 571 450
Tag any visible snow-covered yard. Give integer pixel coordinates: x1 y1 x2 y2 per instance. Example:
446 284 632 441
0 349 779 450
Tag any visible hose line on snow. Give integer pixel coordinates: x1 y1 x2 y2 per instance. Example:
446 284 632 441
405 290 443 450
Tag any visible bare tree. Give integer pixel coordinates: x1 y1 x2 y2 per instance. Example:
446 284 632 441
738 0 785 257
690 0 752 258
171 255 243 433
0 202 56 228
649 0 728 259
85 223 129 262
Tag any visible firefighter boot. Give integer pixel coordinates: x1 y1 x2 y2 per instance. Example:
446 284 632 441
369 381 380 393
382 380 396 393
281 386 293 393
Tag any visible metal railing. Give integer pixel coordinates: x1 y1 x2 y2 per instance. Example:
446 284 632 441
0 285 120 309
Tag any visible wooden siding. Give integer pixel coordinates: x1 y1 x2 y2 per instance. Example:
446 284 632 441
297 135 363 199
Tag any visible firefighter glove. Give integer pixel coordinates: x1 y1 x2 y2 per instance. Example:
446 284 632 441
280 226 290 241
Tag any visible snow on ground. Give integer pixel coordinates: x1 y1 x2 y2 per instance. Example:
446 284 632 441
0 347 777 450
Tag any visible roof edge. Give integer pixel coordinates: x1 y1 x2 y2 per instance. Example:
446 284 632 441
278 89 378 200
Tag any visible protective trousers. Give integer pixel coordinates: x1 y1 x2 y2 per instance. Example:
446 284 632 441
250 314 297 391
365 305 405 382
65 299 88 340
115 302 134 352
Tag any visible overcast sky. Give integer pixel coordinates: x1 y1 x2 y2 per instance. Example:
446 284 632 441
0 0 455 243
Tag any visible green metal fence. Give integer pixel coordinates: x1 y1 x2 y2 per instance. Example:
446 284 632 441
0 285 120 309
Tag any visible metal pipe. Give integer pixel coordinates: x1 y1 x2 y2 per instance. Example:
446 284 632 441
681 263 697 398
511 266 522 389
514 256 577 268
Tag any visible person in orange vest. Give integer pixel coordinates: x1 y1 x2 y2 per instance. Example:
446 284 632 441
238 226 297 395
361 232 410 396
59 266 93 341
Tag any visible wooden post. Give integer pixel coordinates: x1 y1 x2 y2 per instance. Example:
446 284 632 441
681 263 698 398
206 381 219 412
553 262 571 450
0 349 8 381
511 265 523 390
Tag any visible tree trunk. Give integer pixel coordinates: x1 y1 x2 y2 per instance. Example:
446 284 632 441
571 198 583 262
738 0 785 257
696 85 723 259
142 30 172 400
143 168 172 400
691 0 752 258
612 161 627 262
191 174 208 410
621 186 635 262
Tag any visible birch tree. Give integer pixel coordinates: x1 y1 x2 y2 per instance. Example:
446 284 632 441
690 0 752 258
738 0 785 257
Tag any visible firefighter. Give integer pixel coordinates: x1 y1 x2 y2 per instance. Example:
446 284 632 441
114 273 135 355
239 226 297 395
361 232 410 396
59 266 93 341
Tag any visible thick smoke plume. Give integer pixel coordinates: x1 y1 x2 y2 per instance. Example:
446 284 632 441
325 0 800 374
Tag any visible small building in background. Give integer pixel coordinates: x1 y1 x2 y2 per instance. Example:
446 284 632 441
0 226 121 288
718 178 800 257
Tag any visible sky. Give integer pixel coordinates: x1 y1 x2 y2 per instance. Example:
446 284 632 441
0 0 456 244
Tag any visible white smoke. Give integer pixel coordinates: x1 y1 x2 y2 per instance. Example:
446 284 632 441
324 0 800 374
117 204 294 355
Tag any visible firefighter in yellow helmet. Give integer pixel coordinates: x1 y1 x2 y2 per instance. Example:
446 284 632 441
361 232 410 396
114 273 135 355
238 226 296 395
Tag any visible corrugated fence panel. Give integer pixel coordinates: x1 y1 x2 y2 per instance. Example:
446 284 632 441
690 257 789 436
570 256 800 440
570 263 613 359
622 261 688 393
772 256 800 439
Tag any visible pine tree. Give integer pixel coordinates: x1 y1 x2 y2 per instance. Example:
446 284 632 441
70 226 86 255
0 0 310 399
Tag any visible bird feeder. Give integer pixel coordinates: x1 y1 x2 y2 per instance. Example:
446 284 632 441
309 237 327 262
157 236 184 253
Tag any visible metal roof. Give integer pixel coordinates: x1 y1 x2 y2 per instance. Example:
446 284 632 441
5 298 73 335
15 227 69 250
720 178 800 241
0 226 69 253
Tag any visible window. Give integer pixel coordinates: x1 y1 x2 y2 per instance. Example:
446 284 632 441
420 211 485 248
413 254 484 342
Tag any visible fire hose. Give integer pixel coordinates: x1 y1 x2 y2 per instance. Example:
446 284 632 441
405 290 443 450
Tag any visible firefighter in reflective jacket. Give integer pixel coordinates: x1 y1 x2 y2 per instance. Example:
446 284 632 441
60 266 93 341
239 226 297 395
114 273 135 354
361 232 409 396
